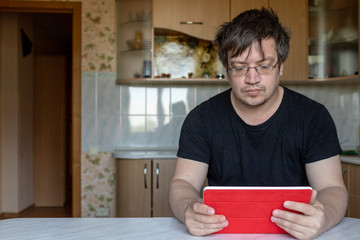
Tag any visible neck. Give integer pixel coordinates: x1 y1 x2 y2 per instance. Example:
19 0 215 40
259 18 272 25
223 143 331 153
231 86 284 126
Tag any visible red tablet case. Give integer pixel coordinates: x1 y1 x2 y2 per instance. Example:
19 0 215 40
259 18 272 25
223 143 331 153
203 186 313 234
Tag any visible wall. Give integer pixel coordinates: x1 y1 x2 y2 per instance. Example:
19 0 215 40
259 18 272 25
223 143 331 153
0 13 34 213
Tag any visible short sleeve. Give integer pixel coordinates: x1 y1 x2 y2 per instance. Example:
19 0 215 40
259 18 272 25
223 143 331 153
177 106 211 164
303 105 342 163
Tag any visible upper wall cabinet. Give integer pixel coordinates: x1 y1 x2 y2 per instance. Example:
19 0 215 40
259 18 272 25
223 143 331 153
231 0 308 81
153 0 230 41
308 0 359 80
230 0 268 19
116 0 152 80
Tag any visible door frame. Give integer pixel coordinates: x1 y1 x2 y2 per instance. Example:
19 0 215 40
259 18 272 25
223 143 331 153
0 1 82 217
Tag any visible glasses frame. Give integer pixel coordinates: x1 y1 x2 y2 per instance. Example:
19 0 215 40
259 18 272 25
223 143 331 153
228 60 280 76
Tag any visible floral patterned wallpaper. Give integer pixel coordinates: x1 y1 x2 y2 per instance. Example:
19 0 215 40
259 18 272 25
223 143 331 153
81 152 116 217
81 0 116 72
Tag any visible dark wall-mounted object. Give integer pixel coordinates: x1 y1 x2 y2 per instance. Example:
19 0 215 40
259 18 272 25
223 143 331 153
21 28 33 57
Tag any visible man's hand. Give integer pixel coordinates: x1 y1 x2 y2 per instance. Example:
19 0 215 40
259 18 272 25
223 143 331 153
270 190 327 240
184 199 228 236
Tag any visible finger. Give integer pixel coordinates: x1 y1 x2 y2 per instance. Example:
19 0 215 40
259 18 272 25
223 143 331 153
283 200 317 217
273 220 307 240
187 223 227 236
272 208 312 228
192 201 215 215
193 213 227 225
309 189 318 205
186 215 229 236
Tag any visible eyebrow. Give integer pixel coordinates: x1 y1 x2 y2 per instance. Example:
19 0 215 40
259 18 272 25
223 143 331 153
229 57 276 65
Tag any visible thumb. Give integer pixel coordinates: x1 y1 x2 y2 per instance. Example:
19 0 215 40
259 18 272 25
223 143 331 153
310 189 318 205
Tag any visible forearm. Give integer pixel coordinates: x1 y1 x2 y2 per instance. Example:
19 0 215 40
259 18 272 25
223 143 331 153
317 185 348 232
169 178 202 223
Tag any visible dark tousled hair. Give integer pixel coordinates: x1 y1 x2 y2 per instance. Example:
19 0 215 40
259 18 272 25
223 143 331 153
215 8 290 68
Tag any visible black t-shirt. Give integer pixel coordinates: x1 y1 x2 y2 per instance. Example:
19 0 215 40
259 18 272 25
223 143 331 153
177 87 342 186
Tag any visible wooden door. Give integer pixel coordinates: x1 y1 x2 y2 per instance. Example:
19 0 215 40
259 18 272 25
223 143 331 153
34 55 66 207
153 0 230 40
152 159 176 217
116 159 152 217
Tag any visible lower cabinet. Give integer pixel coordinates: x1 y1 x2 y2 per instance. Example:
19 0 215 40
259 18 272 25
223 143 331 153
342 162 360 218
116 158 176 217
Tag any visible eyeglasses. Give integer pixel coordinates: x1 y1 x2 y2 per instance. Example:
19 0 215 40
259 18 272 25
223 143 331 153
228 60 279 76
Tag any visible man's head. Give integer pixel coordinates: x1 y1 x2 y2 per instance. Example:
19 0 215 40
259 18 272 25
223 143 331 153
215 8 290 69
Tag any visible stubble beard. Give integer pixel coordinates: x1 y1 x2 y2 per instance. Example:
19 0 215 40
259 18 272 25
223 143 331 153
238 85 267 107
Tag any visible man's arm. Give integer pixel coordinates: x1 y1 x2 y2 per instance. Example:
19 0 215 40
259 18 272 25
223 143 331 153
169 157 228 236
271 155 348 239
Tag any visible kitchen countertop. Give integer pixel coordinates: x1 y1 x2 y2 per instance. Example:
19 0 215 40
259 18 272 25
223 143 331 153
113 149 360 164
112 148 177 159
340 155 360 165
0 217 359 240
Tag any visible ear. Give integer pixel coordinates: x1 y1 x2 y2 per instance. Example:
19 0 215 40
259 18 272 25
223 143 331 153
279 62 284 76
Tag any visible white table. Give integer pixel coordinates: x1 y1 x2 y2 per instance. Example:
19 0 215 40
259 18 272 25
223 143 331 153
0 217 359 239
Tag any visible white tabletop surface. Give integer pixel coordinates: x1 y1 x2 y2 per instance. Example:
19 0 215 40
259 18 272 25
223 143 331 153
0 217 359 240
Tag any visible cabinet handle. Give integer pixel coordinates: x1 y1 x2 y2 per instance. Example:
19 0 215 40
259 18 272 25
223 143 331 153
144 163 148 189
156 163 159 189
343 167 348 177
180 21 203 25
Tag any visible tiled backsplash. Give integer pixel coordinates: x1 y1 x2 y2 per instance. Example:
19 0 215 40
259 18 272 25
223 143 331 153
82 72 360 152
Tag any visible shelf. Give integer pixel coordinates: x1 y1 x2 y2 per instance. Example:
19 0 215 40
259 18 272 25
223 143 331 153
119 20 151 26
116 78 229 85
281 75 360 85
118 49 151 54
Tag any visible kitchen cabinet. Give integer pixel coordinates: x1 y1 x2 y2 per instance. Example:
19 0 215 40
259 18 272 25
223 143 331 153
116 158 176 217
116 0 152 80
342 162 360 218
153 0 230 41
231 0 308 81
308 0 359 80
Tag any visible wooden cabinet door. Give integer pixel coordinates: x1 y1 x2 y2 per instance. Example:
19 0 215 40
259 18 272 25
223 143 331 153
153 0 230 40
230 0 268 19
116 159 151 217
152 159 176 217
270 0 308 81
348 164 360 218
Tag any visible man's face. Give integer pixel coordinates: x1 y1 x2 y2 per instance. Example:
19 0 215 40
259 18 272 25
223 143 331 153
227 38 284 108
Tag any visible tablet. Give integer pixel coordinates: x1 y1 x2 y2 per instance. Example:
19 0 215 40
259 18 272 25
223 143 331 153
203 186 313 234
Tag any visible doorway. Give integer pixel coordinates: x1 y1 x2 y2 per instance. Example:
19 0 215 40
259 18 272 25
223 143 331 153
0 1 81 217
33 13 72 211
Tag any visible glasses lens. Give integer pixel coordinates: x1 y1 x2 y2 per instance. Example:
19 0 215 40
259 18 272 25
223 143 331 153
232 67 247 75
257 65 273 74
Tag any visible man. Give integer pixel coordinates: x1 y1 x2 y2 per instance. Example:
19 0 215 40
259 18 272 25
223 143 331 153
168 8 348 240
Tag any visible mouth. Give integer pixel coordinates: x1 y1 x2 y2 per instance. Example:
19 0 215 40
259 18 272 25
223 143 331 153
243 87 263 97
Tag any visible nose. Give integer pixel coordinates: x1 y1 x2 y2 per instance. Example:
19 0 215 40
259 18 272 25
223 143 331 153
244 67 260 84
